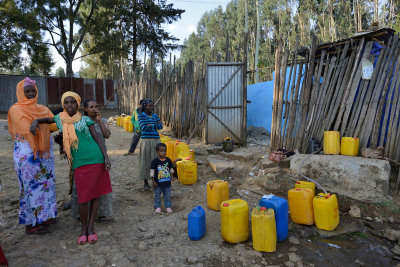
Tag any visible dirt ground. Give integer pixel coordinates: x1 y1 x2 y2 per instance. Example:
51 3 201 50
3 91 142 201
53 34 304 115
0 109 399 267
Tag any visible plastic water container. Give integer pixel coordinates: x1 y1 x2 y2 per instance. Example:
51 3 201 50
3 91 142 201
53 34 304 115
252 207 277 252
178 150 195 162
177 160 197 185
288 188 314 225
323 131 340 155
341 137 359 156
165 140 176 161
259 195 288 242
295 181 315 196
123 116 131 131
313 193 340 231
207 180 229 211
128 122 134 133
160 136 172 144
175 142 190 160
188 206 206 240
220 199 249 243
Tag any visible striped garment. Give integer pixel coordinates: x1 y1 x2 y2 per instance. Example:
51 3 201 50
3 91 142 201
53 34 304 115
138 112 163 139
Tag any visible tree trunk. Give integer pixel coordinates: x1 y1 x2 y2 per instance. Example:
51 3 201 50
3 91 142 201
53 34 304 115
66 59 74 77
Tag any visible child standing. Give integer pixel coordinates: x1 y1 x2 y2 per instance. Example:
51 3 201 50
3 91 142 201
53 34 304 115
150 143 174 214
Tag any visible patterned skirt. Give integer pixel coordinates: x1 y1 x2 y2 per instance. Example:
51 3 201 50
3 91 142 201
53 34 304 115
139 138 160 180
13 140 57 226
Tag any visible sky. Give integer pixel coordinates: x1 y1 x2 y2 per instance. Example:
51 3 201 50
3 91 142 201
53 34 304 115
50 0 232 74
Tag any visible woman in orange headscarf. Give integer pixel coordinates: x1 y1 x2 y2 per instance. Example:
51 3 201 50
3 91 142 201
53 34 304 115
31 91 112 245
8 77 57 235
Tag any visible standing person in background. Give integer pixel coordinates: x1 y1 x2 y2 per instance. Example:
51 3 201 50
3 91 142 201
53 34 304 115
70 99 113 222
125 99 144 156
30 92 112 245
138 99 163 190
8 77 57 235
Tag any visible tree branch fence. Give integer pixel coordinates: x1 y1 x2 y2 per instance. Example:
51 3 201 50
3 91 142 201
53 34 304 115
271 28 400 162
116 57 207 140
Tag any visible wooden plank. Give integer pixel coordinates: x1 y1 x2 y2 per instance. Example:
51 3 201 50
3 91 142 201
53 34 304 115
333 37 366 131
360 35 395 147
353 46 386 138
295 35 318 151
370 42 400 147
340 41 374 135
277 50 289 148
271 42 282 150
380 51 400 147
387 58 400 158
285 60 304 150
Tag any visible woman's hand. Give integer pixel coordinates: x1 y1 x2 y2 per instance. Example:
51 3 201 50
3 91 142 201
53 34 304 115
104 157 111 171
30 120 40 135
95 110 102 122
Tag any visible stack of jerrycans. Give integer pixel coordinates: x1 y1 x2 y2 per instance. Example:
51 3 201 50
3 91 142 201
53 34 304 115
259 194 288 242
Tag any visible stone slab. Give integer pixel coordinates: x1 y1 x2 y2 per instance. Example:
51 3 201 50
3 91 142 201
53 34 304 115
220 146 264 162
290 154 390 202
315 221 361 238
206 155 236 177
260 157 291 169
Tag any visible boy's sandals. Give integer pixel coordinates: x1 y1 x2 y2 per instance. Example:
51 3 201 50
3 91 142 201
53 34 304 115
155 208 162 214
40 218 59 226
88 233 98 244
124 152 133 156
166 208 173 214
26 226 49 235
77 235 87 245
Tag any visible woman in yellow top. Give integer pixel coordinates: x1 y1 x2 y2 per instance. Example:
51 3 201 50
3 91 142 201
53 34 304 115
31 92 112 245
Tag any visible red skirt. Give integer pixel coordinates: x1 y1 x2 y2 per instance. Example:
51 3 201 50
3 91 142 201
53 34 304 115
74 163 112 204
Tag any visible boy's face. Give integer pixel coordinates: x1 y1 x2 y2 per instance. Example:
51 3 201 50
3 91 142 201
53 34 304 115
157 147 167 158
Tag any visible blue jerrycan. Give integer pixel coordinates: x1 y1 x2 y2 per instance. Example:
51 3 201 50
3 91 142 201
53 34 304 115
188 206 206 240
259 194 288 242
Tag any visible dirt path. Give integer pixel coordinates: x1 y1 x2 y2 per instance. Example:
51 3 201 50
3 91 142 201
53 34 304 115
0 113 397 267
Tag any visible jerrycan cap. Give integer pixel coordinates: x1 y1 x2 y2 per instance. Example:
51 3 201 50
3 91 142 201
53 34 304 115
223 203 229 207
326 194 331 199
295 189 301 191
260 207 267 211
296 181 301 184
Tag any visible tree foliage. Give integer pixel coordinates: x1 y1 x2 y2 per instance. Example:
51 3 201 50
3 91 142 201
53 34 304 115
179 0 400 84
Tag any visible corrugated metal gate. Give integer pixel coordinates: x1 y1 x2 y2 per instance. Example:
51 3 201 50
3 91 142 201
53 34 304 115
206 62 247 144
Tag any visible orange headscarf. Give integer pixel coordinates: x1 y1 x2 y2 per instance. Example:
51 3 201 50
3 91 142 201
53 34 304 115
8 78 53 158
59 91 82 163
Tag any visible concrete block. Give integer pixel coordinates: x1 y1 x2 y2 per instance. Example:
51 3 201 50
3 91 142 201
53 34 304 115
290 154 390 202
206 155 235 177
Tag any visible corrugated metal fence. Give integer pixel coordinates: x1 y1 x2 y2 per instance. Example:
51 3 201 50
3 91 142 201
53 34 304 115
0 75 117 112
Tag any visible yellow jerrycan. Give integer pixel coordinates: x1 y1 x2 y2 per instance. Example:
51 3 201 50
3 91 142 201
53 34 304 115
175 142 190 160
165 141 176 161
220 199 249 243
313 193 339 231
123 116 131 131
176 160 197 185
128 122 134 133
207 180 229 211
252 207 277 252
178 149 195 162
295 181 315 195
116 116 121 127
323 131 340 155
340 137 359 156
288 188 314 225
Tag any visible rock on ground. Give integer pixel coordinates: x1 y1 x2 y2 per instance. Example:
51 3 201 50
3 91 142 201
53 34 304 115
290 154 390 202
349 205 361 218
206 155 236 177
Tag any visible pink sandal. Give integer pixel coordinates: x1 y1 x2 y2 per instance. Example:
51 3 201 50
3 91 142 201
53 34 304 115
88 233 98 244
77 235 87 245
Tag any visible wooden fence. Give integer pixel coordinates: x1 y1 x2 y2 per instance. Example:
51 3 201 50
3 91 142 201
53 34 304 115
271 29 400 161
116 58 207 139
